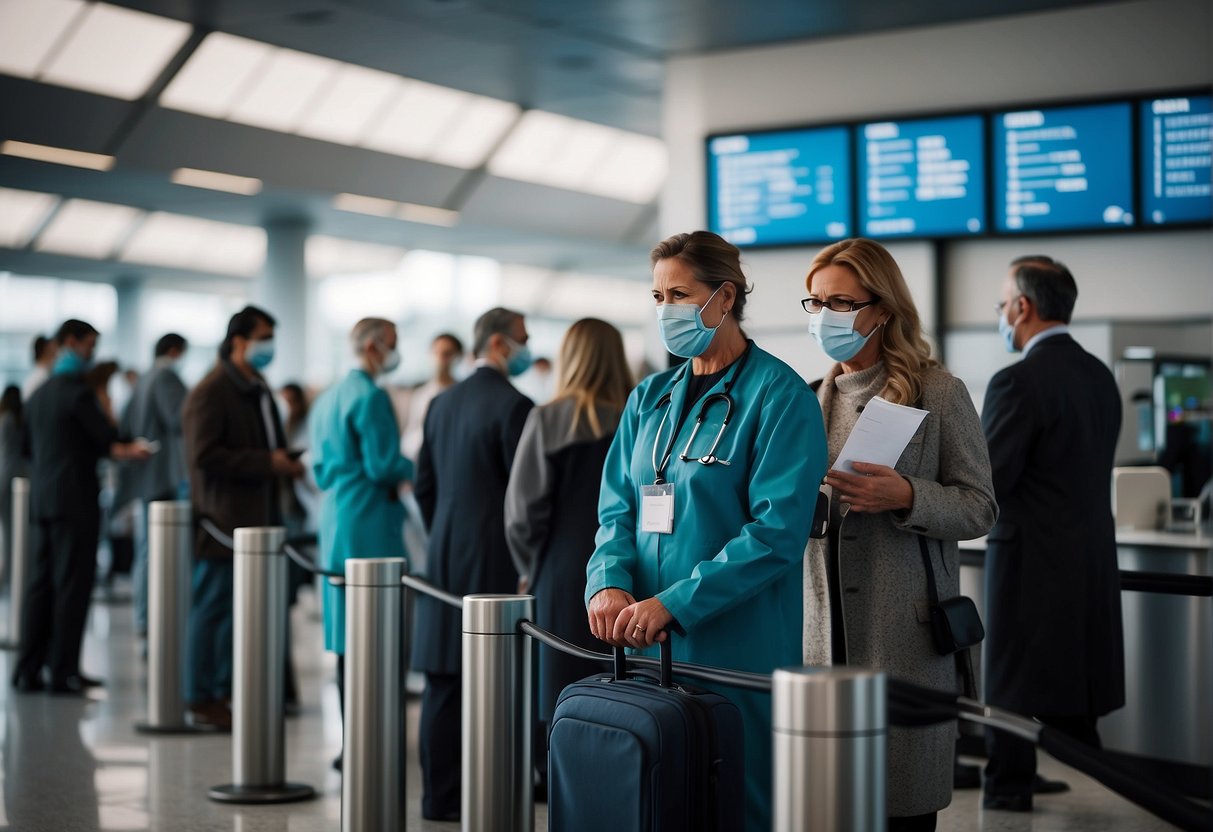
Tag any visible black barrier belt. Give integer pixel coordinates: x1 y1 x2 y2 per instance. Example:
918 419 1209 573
401 574 464 610
889 678 1211 832
282 537 344 581
1119 569 1213 597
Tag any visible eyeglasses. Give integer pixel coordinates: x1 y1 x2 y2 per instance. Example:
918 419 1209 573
801 296 880 314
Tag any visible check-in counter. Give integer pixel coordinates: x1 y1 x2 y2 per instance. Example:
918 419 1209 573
959 528 1212 785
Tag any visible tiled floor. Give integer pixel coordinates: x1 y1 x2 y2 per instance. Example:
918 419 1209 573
0 583 1191 831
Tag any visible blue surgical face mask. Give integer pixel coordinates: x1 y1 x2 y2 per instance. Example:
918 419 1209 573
657 286 724 359
247 338 275 370
999 307 1020 353
504 338 533 377
808 307 879 362
54 345 93 376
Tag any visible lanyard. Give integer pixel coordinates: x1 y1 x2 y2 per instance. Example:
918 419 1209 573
650 343 752 484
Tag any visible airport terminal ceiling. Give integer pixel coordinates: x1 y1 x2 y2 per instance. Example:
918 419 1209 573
0 0 1116 286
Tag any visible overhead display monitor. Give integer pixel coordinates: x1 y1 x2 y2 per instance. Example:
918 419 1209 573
707 126 852 247
1140 94 1213 226
857 115 986 238
994 101 1134 233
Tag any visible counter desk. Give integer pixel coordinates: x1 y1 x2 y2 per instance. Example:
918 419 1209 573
959 528 1212 795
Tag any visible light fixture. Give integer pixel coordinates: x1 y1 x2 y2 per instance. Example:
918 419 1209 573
38 2 192 100
0 187 60 249
1 140 115 171
170 167 263 195
226 47 341 133
295 64 403 146
0 0 86 79
332 192 399 217
306 235 407 277
360 79 469 159
159 32 272 119
398 202 459 227
34 199 143 259
426 97 520 169
583 133 668 204
120 212 266 276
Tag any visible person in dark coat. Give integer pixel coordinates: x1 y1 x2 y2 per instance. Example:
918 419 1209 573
504 318 633 789
12 320 150 694
412 307 534 821
981 256 1125 812
181 307 304 729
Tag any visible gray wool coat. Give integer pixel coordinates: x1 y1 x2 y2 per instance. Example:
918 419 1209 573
804 363 997 817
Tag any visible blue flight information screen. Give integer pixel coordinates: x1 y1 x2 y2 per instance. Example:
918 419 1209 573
994 102 1134 233
1140 95 1213 226
857 115 986 238
707 127 852 247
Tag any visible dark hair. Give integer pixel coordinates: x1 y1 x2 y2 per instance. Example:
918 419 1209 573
55 319 98 345
433 332 465 354
281 382 308 437
220 306 276 359
0 385 21 428
472 308 523 357
32 335 51 362
1010 255 1078 324
650 231 752 322
154 333 188 358
85 361 120 394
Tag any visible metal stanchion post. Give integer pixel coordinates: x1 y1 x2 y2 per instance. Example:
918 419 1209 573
342 558 407 832
772 667 887 832
136 501 210 733
463 594 534 832
0 477 30 651
209 527 315 804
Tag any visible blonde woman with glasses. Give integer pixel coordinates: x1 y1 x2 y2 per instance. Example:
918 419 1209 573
802 238 997 831
505 318 634 739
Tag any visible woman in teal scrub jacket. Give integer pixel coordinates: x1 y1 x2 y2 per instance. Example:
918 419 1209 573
586 231 828 831
310 318 414 766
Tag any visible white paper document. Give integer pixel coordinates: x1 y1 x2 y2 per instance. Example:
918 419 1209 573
833 396 929 474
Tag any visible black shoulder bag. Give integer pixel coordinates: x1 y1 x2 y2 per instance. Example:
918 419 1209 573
918 535 984 655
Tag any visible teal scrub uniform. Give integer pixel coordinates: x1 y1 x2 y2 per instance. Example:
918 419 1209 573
586 343 827 831
311 369 414 654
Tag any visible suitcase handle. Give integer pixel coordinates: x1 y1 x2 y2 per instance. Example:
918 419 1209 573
613 634 673 688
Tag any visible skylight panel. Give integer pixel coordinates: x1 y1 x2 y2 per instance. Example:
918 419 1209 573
0 187 60 249
0 0 85 79
226 48 341 133
295 64 403 146
35 199 142 259
159 32 271 119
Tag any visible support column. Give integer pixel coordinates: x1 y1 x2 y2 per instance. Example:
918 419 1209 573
114 276 145 370
256 219 309 386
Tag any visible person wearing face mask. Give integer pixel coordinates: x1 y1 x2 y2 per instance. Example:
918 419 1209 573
13 319 153 695
308 317 414 767
411 307 533 821
120 333 189 640
181 306 304 730
585 231 826 831
801 239 997 831
980 256 1124 813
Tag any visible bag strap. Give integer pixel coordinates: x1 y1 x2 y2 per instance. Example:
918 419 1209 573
917 534 940 606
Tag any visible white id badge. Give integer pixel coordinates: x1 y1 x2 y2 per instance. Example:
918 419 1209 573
640 483 675 534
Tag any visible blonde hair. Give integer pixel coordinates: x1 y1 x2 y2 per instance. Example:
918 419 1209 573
806 238 938 406
553 318 634 438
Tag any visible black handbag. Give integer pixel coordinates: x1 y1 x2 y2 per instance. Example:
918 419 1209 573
918 535 984 655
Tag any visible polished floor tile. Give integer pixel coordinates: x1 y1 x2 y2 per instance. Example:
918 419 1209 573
0 582 1189 830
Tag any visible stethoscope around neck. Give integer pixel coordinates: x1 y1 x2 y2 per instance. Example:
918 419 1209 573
650 344 752 483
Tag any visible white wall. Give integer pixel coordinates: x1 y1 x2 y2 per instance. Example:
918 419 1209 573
661 0 1213 375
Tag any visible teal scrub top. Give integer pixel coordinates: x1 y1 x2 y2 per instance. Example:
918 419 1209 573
311 370 414 654
585 343 826 831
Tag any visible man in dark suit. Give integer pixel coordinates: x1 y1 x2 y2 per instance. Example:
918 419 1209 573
413 307 534 821
181 307 304 729
122 333 190 638
981 256 1125 812
13 319 151 694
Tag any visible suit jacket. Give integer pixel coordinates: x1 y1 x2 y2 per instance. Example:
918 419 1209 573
411 366 533 675
182 360 285 560
121 360 188 501
23 372 116 523
981 333 1125 716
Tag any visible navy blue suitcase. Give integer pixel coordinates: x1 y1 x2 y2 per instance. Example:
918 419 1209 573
548 639 745 832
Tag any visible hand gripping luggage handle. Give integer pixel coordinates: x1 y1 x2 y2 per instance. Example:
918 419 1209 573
613 634 673 688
